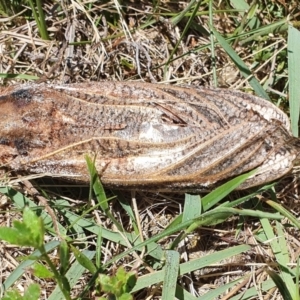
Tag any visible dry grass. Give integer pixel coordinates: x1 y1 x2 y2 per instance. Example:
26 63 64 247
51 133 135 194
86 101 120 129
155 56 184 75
1 1 300 299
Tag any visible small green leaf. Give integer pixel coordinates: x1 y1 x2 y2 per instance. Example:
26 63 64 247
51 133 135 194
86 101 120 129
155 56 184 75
0 207 44 249
0 227 25 246
120 59 134 69
97 266 136 297
123 272 137 293
32 262 54 279
49 249 95 299
2 284 40 300
247 3 258 20
98 273 114 293
23 284 40 300
70 245 97 274
119 294 133 300
115 267 137 294
23 207 44 248
2 289 23 300
116 266 127 281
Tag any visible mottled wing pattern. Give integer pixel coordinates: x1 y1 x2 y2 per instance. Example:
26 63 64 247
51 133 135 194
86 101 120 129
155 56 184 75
0 82 298 191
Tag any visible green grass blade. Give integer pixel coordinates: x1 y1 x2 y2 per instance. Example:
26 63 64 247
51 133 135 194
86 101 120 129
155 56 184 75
198 276 250 300
296 257 300 300
174 285 198 300
48 250 95 300
161 251 180 300
260 219 296 298
80 215 254 297
35 0 50 40
54 199 164 260
166 194 202 234
211 26 270 100
26 0 41 31
1 187 164 262
202 169 257 212
166 0 201 66
265 269 293 300
96 226 102 269
26 0 49 40
59 240 69 276
266 199 300 229
171 0 198 26
288 25 300 137
230 0 260 30
222 184 274 208
186 207 282 233
209 0 217 86
132 245 251 293
230 279 276 300
239 18 288 45
168 170 259 233
115 192 139 234
85 155 124 232
85 155 108 211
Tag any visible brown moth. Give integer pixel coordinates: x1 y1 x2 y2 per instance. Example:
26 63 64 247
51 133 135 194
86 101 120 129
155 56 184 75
0 82 299 192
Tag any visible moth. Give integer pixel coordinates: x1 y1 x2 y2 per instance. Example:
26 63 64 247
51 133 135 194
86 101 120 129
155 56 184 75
0 82 299 192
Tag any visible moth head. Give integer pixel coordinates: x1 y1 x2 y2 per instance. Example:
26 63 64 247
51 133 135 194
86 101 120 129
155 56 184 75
0 85 54 134
0 85 55 163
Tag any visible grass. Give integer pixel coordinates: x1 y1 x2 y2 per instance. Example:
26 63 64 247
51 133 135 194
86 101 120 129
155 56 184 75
0 0 300 299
